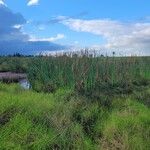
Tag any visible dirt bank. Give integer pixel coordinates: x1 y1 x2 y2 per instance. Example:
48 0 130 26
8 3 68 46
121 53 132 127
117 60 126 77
0 72 27 83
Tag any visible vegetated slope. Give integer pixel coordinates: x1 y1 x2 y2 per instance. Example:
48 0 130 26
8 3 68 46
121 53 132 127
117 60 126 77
0 83 150 149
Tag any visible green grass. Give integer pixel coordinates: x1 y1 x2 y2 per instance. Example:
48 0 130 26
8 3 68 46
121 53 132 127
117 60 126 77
1 55 150 94
0 83 150 149
101 99 150 150
0 54 150 149
27 55 150 94
0 56 32 73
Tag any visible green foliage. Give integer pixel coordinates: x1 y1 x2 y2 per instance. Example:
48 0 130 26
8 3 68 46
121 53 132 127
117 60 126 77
0 54 150 149
0 56 32 73
27 54 150 95
1 54 150 95
101 99 150 150
0 83 150 149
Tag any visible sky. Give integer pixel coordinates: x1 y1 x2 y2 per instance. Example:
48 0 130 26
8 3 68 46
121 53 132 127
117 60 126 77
0 0 150 55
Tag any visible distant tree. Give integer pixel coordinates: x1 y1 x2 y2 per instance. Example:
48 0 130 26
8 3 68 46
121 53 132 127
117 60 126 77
112 51 115 57
13 53 23 57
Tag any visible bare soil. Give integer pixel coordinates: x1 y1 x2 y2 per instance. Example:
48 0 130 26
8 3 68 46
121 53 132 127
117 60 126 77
0 72 27 83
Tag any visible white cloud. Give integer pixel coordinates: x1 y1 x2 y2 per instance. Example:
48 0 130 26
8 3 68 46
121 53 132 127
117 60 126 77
0 0 4 5
0 0 6 6
27 0 39 6
29 34 65 42
13 24 23 29
57 16 150 55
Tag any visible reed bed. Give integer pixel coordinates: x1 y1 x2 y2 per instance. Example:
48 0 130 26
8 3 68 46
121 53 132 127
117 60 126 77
28 50 150 94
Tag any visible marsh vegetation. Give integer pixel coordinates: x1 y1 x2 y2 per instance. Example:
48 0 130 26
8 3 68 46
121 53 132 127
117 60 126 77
0 51 150 149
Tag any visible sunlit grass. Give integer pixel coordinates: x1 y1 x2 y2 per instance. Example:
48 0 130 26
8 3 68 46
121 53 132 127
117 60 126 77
100 99 150 150
0 83 150 149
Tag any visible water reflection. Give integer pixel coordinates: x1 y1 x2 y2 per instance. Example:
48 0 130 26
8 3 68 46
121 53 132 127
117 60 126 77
19 79 30 89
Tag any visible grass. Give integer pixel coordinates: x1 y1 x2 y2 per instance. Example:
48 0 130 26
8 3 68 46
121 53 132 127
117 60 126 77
0 54 150 149
27 54 150 95
100 99 150 150
1 54 150 94
0 83 150 149
0 56 31 73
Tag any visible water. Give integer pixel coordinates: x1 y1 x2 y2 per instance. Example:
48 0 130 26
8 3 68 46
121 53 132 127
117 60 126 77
19 79 30 89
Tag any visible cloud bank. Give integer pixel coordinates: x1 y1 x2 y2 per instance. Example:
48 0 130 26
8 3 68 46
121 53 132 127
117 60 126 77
29 34 65 42
0 5 28 41
0 5 66 55
56 16 150 55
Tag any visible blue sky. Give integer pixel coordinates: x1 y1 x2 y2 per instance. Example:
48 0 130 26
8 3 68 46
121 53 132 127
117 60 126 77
0 0 150 55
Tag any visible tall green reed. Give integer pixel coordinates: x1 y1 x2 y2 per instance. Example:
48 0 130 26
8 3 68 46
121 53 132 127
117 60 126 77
28 51 150 94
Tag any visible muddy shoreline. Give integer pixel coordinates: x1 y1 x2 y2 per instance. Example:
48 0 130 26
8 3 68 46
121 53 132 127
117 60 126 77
0 72 27 83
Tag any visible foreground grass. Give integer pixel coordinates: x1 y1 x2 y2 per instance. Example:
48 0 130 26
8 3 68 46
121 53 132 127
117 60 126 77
0 83 150 149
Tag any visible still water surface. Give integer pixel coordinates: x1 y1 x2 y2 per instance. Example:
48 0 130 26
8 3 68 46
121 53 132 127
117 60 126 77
19 79 30 89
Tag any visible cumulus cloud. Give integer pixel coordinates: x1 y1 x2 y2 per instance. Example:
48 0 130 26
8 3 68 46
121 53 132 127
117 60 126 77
56 16 150 55
0 0 5 6
29 34 65 42
0 5 66 55
0 5 28 41
27 0 39 6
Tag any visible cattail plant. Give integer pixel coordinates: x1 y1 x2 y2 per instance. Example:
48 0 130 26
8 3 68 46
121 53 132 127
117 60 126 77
27 50 150 94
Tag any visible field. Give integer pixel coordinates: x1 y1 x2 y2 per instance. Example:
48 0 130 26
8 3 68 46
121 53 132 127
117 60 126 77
0 53 150 149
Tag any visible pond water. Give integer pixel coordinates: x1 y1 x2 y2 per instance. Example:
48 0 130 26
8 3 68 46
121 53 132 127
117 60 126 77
0 72 31 89
19 79 30 90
